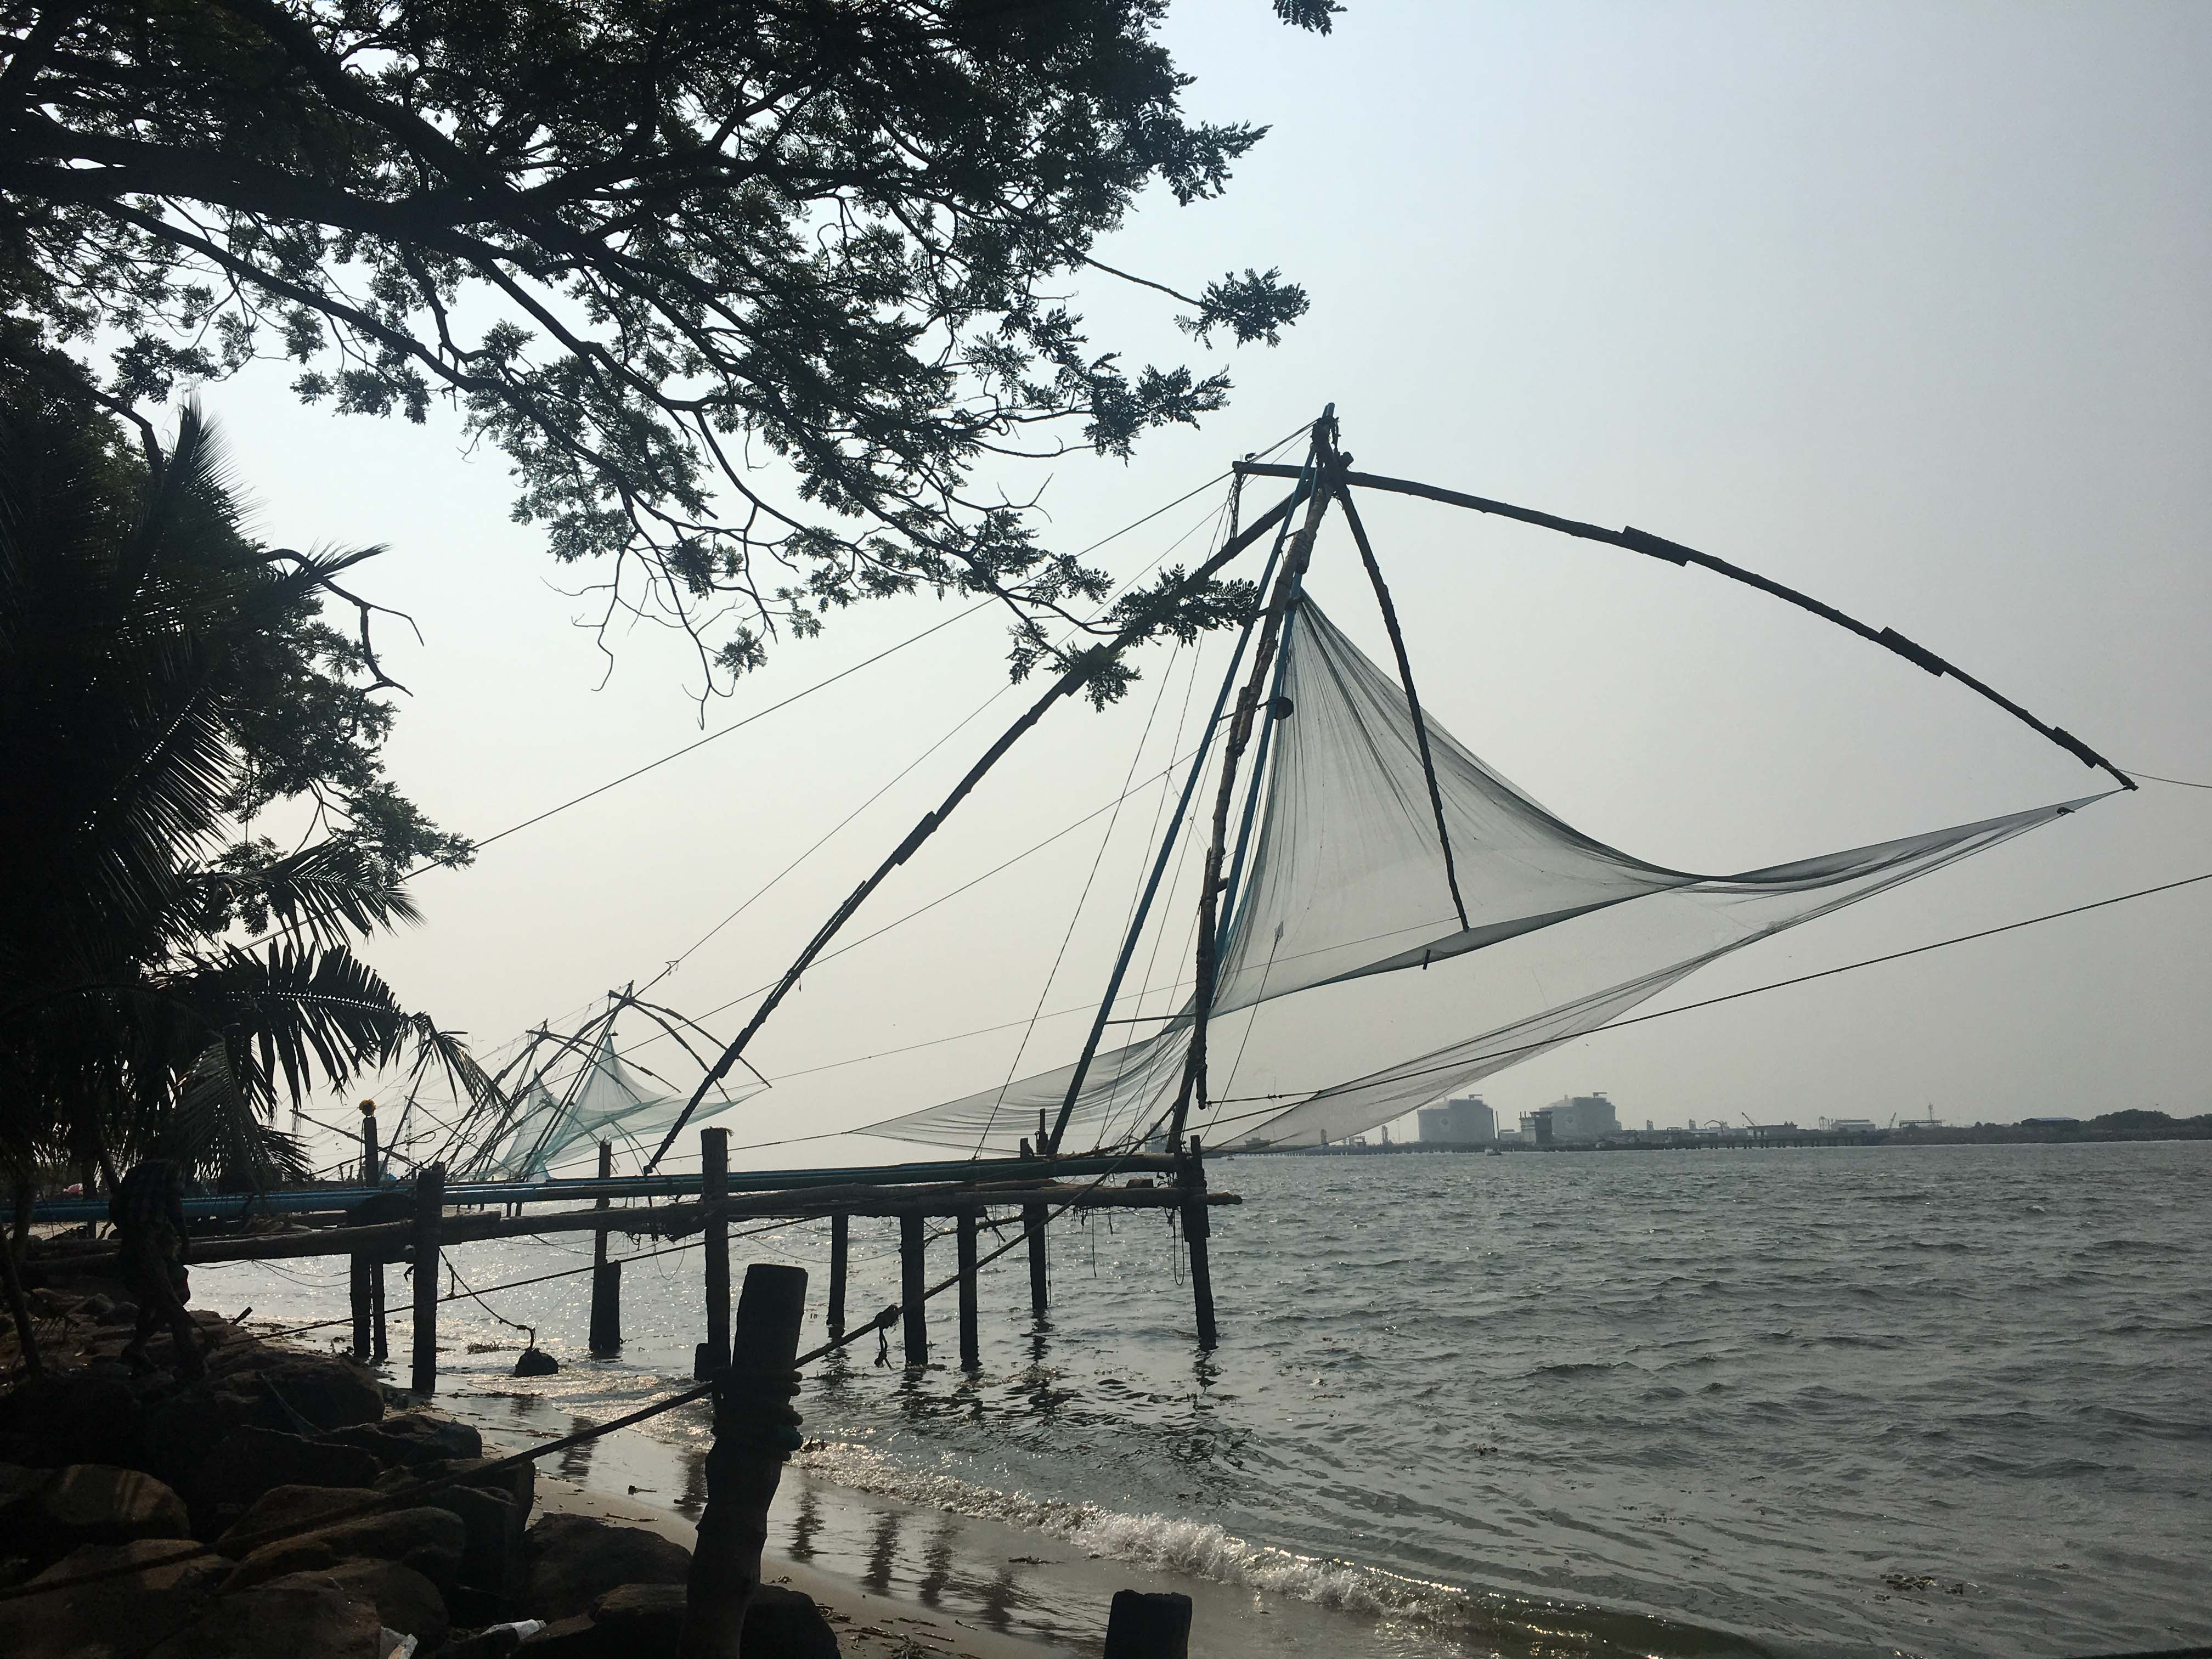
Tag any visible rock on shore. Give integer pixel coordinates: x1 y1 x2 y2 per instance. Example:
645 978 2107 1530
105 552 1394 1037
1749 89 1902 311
0 1274 844 1656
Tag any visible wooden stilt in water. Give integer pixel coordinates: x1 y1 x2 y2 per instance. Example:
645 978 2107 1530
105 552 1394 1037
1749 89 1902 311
589 1140 622 1353
900 1211 928 1367
956 1208 981 1371
827 1212 849 1338
409 1164 444 1395
679 1261 807 1659
1180 1137 1217 1350
1020 1137 1047 1321
363 1107 387 1362
1025 1206 1049 1321
697 1128 730 1380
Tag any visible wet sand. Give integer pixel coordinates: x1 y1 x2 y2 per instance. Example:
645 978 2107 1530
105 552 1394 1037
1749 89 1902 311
445 1381 1414 1658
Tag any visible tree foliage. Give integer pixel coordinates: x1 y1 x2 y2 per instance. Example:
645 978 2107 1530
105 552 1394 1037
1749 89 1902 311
0 381 484 1187
2 0 1336 698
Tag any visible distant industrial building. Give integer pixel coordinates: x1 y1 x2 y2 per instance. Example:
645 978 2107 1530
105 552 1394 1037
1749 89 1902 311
1820 1117 1880 1133
1416 1096 1496 1144
1521 1094 1618 1143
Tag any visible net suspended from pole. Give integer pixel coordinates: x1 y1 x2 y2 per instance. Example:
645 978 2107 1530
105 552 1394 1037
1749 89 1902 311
861 593 2104 1154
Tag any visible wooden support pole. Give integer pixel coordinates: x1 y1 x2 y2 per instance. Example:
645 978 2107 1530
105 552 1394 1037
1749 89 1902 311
1181 1137 1217 1350
956 1209 981 1372
351 1105 377 1361
900 1212 927 1367
827 1212 848 1338
1024 1205 1049 1321
364 1107 387 1362
1172 414 1335 1146
679 1262 807 1659
698 1128 730 1380
589 1141 622 1354
1019 1137 1047 1320
409 1164 444 1395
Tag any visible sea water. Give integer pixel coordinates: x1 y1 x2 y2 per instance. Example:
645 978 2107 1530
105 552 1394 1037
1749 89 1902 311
207 1140 2211 1656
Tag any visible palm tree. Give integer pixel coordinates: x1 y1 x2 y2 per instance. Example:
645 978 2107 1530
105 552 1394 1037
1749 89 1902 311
0 381 493 1210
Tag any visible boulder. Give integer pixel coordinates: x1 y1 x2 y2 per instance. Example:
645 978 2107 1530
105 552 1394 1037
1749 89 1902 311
218 1484 384 1558
206 1348 383 1435
222 1505 467 1593
373 1457 532 1609
524 1514 690 1622
0 1464 190 1569
741 1584 840 1659
326 1409 482 1468
0 1538 223 1659
146 1568 385 1659
137 1383 240 1494
319 1558 450 1651
191 1426 386 1529
0 1369 144 1467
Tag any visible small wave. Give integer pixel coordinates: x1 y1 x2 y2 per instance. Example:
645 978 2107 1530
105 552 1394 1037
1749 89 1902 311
793 1440 1752 1653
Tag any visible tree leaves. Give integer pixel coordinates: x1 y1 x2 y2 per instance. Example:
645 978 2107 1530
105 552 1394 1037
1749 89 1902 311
1 0 1328 699
0 384 471 1188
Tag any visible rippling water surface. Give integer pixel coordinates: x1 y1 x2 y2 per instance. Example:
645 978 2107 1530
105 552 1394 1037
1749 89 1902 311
214 1141 2211 1656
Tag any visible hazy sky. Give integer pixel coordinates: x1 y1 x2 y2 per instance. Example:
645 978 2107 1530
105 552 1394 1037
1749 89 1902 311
193 2 2209 1169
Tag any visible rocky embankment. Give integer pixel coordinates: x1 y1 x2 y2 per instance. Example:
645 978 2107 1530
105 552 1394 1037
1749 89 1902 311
0 1275 837 1658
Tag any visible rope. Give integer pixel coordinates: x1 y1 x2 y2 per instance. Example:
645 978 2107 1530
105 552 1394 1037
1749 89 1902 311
2133 770 2212 792
975 631 1188 1151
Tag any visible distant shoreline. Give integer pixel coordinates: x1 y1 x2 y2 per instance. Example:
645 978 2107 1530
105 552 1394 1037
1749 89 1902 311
1255 1119 2212 1155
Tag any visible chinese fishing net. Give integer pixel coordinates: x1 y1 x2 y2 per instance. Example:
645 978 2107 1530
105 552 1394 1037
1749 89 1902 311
477 1029 761 1179
864 591 2103 1154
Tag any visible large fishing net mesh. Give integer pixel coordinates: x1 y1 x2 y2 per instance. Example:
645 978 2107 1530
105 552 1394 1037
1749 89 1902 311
471 1031 761 1179
866 595 2100 1153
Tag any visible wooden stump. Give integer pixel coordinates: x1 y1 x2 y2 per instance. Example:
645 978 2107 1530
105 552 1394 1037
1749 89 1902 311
678 1262 808 1659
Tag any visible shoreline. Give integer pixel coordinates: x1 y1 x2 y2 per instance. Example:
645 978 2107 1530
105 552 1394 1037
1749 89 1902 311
427 1368 1462 1658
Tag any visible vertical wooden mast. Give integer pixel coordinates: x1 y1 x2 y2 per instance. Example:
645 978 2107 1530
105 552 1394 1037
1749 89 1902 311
1167 408 1339 1148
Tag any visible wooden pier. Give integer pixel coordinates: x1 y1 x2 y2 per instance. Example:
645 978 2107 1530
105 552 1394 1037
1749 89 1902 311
20 1137 1239 1391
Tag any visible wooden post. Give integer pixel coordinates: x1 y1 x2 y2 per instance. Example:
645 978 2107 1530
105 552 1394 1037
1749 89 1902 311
697 1128 730 1380
899 1212 927 1367
363 1107 388 1361
1024 1206 1049 1321
956 1209 980 1372
1020 1135 1047 1320
1104 1590 1192 1659
827 1212 848 1338
1181 1137 1217 1350
679 1262 808 1659
409 1164 444 1395
589 1141 622 1353
358 1106 385 1362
